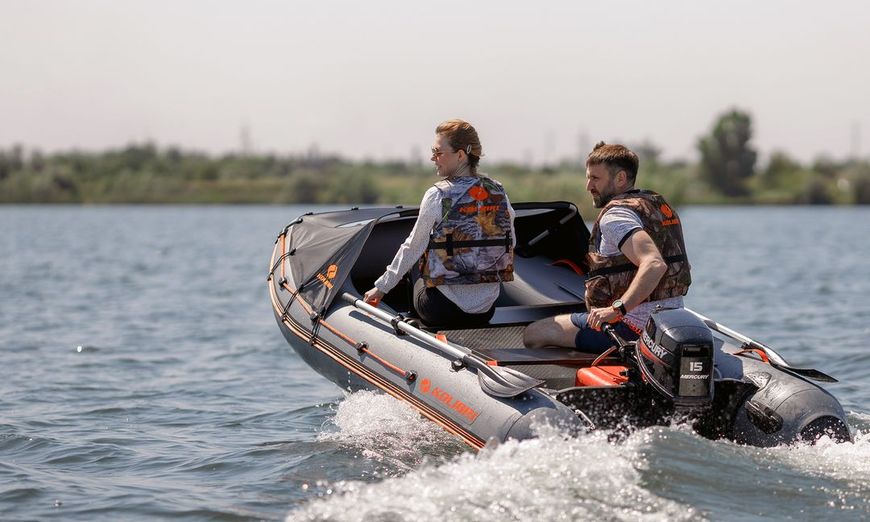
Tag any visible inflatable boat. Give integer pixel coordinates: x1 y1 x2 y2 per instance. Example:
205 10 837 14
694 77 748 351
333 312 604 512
267 203 851 449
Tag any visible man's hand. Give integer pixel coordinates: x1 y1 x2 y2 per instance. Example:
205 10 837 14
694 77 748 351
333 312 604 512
363 288 385 306
587 306 622 330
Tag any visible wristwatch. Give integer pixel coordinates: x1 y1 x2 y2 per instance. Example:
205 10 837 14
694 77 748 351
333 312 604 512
611 299 627 316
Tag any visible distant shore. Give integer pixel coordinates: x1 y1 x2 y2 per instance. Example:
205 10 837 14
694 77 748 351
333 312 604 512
2 144 868 210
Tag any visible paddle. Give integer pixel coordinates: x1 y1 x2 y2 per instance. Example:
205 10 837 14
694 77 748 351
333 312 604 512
342 293 544 398
684 308 837 383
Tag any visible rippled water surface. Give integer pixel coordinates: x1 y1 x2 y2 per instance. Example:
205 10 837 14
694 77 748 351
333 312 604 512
1 205 868 521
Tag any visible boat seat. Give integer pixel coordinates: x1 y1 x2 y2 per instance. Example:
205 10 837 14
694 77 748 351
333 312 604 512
437 324 619 366
412 301 583 332
489 302 584 325
477 347 620 366
495 254 586 307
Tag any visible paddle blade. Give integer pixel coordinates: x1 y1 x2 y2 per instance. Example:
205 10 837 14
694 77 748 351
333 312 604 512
476 364 544 398
772 363 838 383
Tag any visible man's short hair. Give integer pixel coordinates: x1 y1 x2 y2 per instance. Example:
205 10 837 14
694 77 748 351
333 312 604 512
586 141 639 184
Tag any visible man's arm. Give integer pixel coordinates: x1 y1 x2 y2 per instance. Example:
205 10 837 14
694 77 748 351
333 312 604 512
615 229 667 312
586 230 666 328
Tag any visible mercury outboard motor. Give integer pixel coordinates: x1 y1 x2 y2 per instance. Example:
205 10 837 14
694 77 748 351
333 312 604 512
636 308 715 409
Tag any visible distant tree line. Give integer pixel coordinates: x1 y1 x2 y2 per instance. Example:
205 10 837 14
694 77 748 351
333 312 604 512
2 109 869 208
696 109 870 204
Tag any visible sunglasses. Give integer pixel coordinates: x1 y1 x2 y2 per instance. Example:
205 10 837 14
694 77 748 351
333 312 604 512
431 147 456 157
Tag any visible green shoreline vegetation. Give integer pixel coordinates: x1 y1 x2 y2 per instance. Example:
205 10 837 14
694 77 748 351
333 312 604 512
2 110 869 211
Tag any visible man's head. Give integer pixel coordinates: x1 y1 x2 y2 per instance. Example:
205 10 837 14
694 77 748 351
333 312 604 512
585 142 639 207
432 119 483 176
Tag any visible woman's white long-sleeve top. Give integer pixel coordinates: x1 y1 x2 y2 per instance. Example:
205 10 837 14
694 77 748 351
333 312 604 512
373 179 516 313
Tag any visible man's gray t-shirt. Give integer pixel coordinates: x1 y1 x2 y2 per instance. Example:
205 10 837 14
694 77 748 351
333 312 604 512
596 206 683 330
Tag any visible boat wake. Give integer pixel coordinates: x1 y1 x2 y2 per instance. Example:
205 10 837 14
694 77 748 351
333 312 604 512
317 390 468 471
293 391 701 521
767 411 870 488
289 394 870 521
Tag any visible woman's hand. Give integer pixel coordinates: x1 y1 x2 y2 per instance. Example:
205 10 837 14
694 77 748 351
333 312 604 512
363 288 385 306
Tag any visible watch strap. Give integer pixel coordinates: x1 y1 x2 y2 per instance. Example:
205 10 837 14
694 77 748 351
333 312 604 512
612 300 627 316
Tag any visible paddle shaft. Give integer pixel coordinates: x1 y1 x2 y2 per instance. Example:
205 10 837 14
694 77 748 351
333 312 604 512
342 293 474 362
684 307 789 367
341 293 546 396
525 209 578 247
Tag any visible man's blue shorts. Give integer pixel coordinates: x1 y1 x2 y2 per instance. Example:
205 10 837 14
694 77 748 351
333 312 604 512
569 312 640 353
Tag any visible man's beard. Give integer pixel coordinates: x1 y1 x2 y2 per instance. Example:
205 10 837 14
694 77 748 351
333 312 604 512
593 192 613 208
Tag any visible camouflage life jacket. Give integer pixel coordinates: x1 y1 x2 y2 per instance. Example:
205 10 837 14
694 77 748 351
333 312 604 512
421 175 514 288
585 190 691 309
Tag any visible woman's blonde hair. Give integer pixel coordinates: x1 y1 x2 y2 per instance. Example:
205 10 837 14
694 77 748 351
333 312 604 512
436 119 483 173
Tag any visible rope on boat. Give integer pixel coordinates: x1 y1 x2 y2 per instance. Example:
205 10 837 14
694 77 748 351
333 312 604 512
280 280 417 382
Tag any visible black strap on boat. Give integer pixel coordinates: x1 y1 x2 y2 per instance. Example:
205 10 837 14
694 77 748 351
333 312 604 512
268 249 296 280
281 295 294 318
308 312 321 345
275 218 304 244
588 254 687 277
281 282 303 315
428 235 512 256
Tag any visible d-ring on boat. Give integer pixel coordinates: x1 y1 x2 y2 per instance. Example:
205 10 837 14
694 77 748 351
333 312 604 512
267 203 851 449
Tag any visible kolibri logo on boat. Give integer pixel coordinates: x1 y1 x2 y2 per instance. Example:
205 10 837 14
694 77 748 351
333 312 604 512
419 377 480 423
316 264 339 289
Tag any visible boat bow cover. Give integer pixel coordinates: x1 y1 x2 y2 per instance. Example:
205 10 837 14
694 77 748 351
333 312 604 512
282 207 418 315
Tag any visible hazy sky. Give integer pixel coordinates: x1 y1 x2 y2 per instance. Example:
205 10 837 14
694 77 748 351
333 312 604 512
2 1 868 165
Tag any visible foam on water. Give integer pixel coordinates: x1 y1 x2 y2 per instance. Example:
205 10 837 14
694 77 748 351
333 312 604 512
291 393 870 521
635 416 870 518
292 395 700 521
768 412 870 487
317 391 468 470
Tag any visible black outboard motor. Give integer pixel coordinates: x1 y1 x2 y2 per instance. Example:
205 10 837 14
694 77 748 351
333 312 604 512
637 308 715 409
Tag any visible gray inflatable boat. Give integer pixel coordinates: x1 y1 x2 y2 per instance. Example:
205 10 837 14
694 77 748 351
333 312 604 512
267 203 851 449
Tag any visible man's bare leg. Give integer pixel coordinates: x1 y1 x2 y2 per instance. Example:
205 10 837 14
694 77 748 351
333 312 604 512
523 314 579 349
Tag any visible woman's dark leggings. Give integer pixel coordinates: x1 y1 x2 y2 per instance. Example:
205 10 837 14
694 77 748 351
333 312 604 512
412 275 495 328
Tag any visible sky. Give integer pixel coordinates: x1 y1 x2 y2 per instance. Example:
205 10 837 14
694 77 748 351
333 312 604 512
2 0 869 166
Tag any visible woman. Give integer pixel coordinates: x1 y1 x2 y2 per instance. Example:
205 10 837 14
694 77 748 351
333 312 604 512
363 119 515 327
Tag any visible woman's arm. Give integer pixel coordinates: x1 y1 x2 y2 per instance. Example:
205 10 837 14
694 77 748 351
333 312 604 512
363 188 440 304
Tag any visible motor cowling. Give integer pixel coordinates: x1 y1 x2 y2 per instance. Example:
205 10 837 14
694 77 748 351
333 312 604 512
636 308 715 408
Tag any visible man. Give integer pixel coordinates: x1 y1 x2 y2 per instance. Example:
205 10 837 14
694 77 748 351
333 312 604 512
523 142 691 352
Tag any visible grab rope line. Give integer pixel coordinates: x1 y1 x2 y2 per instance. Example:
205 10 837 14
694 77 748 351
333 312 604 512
269 251 292 279
273 295 482 448
353 341 416 381
267 243 483 449
734 347 770 364
280 280 414 380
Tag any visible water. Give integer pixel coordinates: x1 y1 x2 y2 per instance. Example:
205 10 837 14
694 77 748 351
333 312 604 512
1 205 868 521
